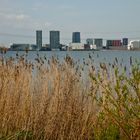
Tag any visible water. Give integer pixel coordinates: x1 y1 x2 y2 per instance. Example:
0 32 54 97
4 50 140 66
1 50 140 83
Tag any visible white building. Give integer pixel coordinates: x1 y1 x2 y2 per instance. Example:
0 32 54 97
90 44 97 50
128 40 140 50
69 43 84 50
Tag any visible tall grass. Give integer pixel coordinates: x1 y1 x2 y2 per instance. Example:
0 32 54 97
0 51 140 140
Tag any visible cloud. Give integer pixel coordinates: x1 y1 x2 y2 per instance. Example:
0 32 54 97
16 14 29 20
0 12 29 21
31 2 48 11
0 12 52 31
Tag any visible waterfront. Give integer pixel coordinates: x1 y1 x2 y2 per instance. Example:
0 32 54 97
4 50 140 70
0 49 140 139
5 50 140 62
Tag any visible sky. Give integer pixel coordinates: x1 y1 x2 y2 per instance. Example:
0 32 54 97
0 0 140 46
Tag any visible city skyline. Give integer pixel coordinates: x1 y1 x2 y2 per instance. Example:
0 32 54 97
0 0 140 46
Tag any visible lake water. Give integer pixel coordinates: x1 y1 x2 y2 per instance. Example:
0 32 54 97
1 50 140 81
4 50 140 66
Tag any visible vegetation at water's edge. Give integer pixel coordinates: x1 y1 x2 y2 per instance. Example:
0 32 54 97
0 50 140 140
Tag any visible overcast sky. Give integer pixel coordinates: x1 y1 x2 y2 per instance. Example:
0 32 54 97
0 0 140 46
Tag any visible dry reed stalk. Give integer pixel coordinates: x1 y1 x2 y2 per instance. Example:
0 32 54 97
0 54 139 140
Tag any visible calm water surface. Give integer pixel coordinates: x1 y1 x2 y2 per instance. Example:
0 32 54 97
4 50 140 65
2 50 140 81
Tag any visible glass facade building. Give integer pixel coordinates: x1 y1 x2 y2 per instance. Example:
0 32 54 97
94 39 103 47
122 38 128 46
72 32 81 43
36 30 42 50
50 31 60 50
86 38 93 45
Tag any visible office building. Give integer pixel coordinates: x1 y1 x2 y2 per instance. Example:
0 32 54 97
50 31 60 50
94 39 103 47
72 32 81 43
86 38 93 45
106 40 113 46
106 40 121 47
36 30 42 50
122 38 128 46
10 44 37 51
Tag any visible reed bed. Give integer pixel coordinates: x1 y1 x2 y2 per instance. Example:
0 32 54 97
0 50 140 140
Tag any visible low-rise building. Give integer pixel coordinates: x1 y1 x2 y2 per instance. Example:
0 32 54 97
84 44 97 50
10 44 37 51
128 40 140 50
94 39 103 48
69 43 84 50
86 38 93 45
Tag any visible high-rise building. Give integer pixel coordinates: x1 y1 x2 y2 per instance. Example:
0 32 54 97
86 38 93 45
72 32 81 43
94 39 103 47
36 30 42 50
50 31 60 50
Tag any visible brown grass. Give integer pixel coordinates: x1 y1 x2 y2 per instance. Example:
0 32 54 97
0 52 139 140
